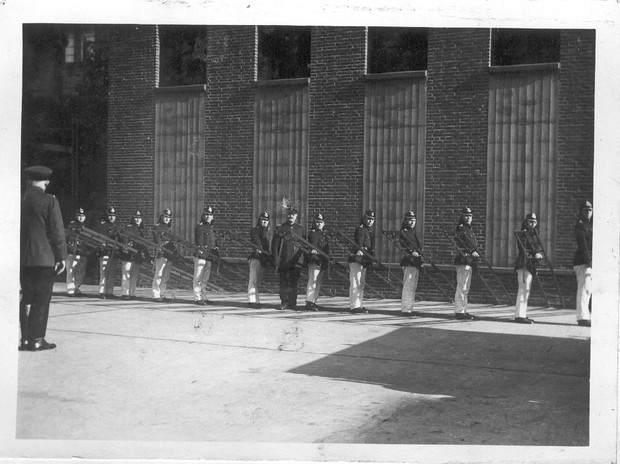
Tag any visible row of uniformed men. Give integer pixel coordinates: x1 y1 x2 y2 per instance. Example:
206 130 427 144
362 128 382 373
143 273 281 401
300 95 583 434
66 206 217 304
20 163 594 353
65 202 593 327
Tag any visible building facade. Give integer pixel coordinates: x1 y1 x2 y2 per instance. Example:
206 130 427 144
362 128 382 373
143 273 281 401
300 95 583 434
104 25 595 303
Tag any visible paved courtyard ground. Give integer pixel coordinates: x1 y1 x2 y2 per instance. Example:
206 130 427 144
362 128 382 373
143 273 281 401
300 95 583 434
11 283 594 461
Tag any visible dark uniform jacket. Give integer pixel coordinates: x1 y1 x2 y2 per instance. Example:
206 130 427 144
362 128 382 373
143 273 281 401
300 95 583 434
20 185 67 267
272 222 304 271
573 217 593 267
348 224 375 268
94 219 120 258
307 228 330 270
453 223 479 266
153 222 177 259
514 223 540 275
399 227 423 269
120 223 147 263
249 225 271 266
194 222 218 261
66 220 89 256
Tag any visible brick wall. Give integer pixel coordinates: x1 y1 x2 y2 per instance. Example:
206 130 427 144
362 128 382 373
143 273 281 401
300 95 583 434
308 26 367 234
556 29 596 268
204 26 257 229
103 26 594 307
107 25 158 226
424 28 491 265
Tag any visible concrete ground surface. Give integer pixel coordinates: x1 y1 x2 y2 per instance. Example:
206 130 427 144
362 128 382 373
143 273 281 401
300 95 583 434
16 283 590 447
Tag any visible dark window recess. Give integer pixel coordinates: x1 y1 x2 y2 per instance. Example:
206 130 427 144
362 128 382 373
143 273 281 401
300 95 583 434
258 26 311 80
159 25 207 86
492 29 560 66
368 27 428 73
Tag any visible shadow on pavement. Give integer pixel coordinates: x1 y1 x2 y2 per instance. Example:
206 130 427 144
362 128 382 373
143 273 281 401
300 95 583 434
288 326 590 445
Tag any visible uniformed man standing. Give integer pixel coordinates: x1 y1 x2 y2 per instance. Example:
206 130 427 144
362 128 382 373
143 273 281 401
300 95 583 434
514 213 543 324
152 208 175 302
348 210 376 313
272 207 304 310
193 206 218 305
304 213 329 311
20 166 66 351
247 211 271 308
94 205 120 299
120 210 145 300
399 211 423 316
453 207 480 320
65 207 89 297
573 200 593 327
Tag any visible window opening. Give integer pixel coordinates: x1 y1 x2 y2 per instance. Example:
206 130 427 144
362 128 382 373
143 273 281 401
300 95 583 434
159 25 207 86
63 26 96 64
257 26 311 80
491 29 560 66
368 27 428 73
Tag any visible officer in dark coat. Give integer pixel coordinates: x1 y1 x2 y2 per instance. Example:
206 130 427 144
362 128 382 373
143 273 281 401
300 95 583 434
399 211 423 315
272 207 304 310
247 211 271 308
65 207 89 296
348 210 376 313
20 165 66 351
573 200 593 326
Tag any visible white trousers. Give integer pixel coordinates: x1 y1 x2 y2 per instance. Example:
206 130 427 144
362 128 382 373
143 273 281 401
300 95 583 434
574 264 592 321
349 262 367 309
121 260 141 297
401 266 420 312
98 255 116 295
152 256 172 299
193 258 212 301
305 263 324 303
66 254 87 294
247 259 264 303
454 264 473 314
515 268 533 318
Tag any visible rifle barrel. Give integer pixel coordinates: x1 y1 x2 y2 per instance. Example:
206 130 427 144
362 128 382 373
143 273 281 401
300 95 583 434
78 226 139 254
383 230 454 301
224 230 273 258
333 228 384 268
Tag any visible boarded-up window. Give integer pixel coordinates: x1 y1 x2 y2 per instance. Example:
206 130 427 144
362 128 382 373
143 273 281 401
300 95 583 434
254 79 309 227
363 72 427 262
486 65 559 267
154 87 205 241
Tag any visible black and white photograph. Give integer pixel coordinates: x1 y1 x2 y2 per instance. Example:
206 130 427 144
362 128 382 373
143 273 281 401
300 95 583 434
1 0 618 463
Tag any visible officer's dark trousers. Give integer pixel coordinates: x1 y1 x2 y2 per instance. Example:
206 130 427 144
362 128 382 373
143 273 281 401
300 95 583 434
20 266 55 342
278 268 301 308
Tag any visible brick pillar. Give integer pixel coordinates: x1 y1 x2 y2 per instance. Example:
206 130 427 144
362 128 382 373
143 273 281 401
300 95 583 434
556 29 595 268
309 26 367 230
204 26 257 227
425 28 491 263
107 25 158 225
